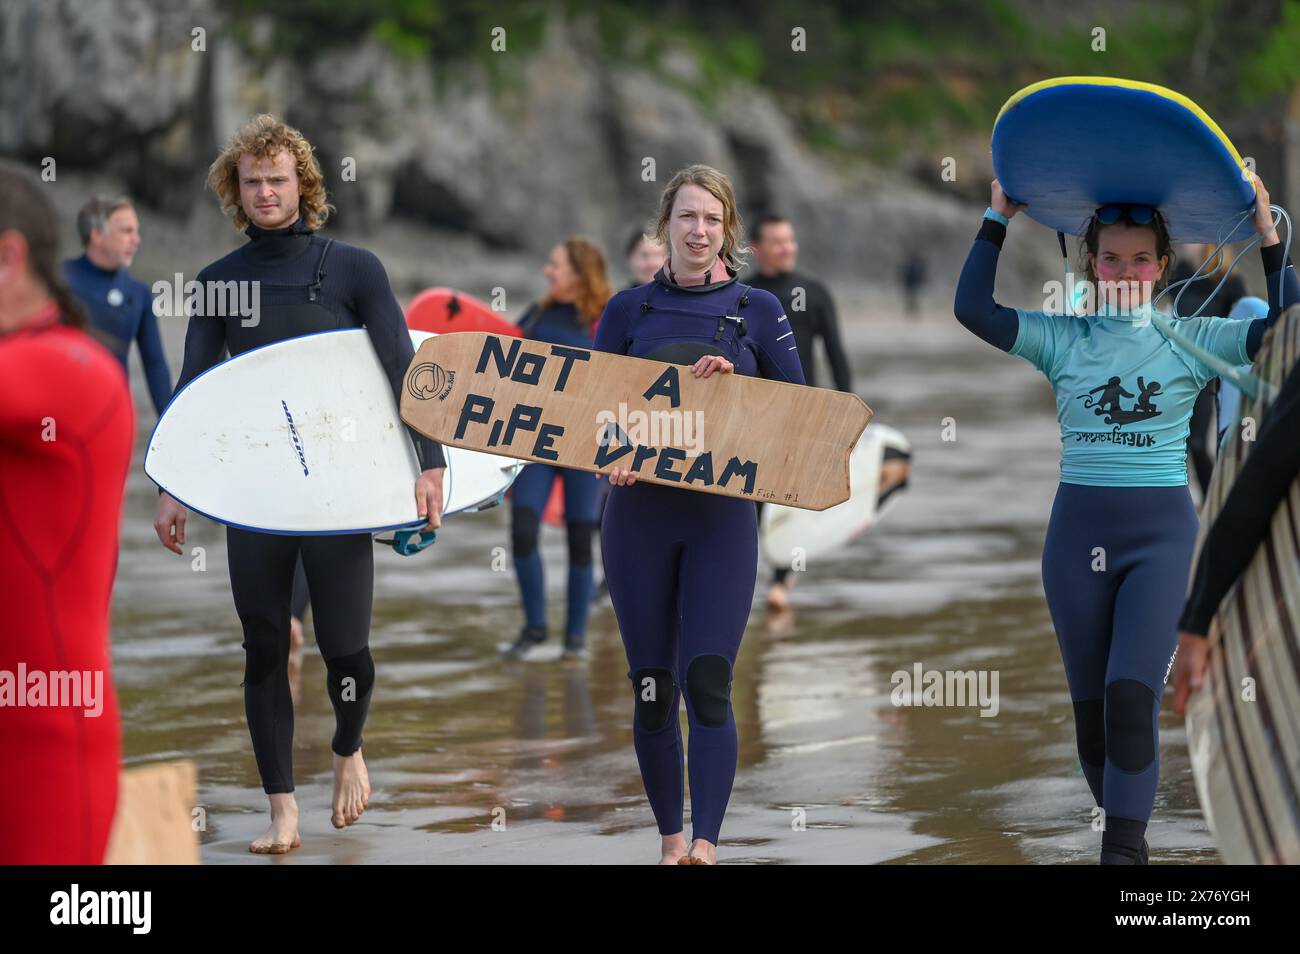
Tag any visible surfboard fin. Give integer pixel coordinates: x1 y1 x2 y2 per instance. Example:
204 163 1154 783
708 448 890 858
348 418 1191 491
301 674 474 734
463 491 507 513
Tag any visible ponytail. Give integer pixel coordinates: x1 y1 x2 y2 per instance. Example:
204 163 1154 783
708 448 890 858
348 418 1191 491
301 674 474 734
32 256 87 330
0 161 86 328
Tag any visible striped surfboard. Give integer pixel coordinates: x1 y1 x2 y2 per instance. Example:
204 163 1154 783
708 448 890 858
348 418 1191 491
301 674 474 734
1186 304 1300 864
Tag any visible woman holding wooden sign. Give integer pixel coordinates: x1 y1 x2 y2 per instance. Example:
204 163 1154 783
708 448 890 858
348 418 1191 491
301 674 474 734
593 164 805 864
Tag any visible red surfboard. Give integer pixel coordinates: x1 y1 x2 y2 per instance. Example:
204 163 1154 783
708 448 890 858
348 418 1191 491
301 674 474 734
405 287 523 337
541 478 565 527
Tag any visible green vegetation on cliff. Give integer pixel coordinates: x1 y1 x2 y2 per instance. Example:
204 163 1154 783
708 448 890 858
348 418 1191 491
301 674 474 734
229 0 1300 159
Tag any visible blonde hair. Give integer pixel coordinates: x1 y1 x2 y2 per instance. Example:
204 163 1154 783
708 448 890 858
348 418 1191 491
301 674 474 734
652 164 748 272
206 114 334 231
540 238 613 328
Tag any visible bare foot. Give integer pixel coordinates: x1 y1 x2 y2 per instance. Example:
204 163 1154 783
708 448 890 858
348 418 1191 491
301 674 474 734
766 581 790 612
678 838 717 865
249 793 300 854
659 832 688 865
331 750 371 829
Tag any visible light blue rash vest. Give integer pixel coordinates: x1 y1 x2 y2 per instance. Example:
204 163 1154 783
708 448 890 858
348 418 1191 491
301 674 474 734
1010 302 1253 486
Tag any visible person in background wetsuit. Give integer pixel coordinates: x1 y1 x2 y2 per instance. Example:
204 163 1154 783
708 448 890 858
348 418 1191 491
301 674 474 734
1168 243 1247 497
1214 296 1269 445
0 163 134 864
595 165 805 864
151 115 447 855
64 195 172 419
745 214 853 611
503 238 612 661
901 245 927 319
625 230 666 288
954 174 1297 864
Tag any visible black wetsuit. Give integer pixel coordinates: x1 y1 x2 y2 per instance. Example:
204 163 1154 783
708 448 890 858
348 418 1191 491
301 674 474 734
64 254 173 416
170 218 444 794
1180 356 1300 635
743 269 851 391
745 269 853 583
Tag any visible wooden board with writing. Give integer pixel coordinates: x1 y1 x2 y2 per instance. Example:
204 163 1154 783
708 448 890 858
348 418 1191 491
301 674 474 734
400 333 872 511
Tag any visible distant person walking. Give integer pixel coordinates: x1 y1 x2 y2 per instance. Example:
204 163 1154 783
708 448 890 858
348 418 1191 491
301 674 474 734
900 246 927 319
64 195 172 418
745 213 853 610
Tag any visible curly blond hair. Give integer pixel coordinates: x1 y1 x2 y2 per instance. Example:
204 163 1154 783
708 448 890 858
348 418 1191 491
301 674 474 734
652 164 748 272
206 114 334 231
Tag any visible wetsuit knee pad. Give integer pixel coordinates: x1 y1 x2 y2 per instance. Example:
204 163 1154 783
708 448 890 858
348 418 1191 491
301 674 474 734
241 621 283 686
565 520 597 566
1072 699 1105 768
685 654 733 728
630 668 676 731
512 508 540 559
324 647 376 700
1105 679 1157 772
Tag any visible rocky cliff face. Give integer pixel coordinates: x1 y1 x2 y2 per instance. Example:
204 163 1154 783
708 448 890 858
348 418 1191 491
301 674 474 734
1 0 1055 303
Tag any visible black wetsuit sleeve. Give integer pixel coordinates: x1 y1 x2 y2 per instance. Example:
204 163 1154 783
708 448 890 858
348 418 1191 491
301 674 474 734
817 283 853 392
1179 359 1300 635
351 249 446 470
954 217 1020 352
1245 243 1300 359
136 294 174 416
172 268 228 396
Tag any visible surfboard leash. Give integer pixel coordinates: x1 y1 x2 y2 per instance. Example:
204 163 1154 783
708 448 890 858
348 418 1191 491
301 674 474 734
1149 203 1293 402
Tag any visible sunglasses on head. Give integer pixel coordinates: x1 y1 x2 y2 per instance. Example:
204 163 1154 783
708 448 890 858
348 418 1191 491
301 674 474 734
1095 204 1157 226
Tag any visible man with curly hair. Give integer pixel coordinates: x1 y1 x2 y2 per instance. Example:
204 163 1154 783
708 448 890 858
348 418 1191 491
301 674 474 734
153 114 446 854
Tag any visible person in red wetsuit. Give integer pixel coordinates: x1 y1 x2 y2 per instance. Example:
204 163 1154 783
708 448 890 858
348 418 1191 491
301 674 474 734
0 164 134 864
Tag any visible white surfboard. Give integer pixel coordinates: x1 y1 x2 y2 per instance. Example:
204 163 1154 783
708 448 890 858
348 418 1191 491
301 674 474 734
145 330 523 534
760 423 911 567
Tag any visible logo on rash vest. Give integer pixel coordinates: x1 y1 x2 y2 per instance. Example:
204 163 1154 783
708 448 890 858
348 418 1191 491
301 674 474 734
407 362 454 401
1076 374 1164 427
281 400 308 476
